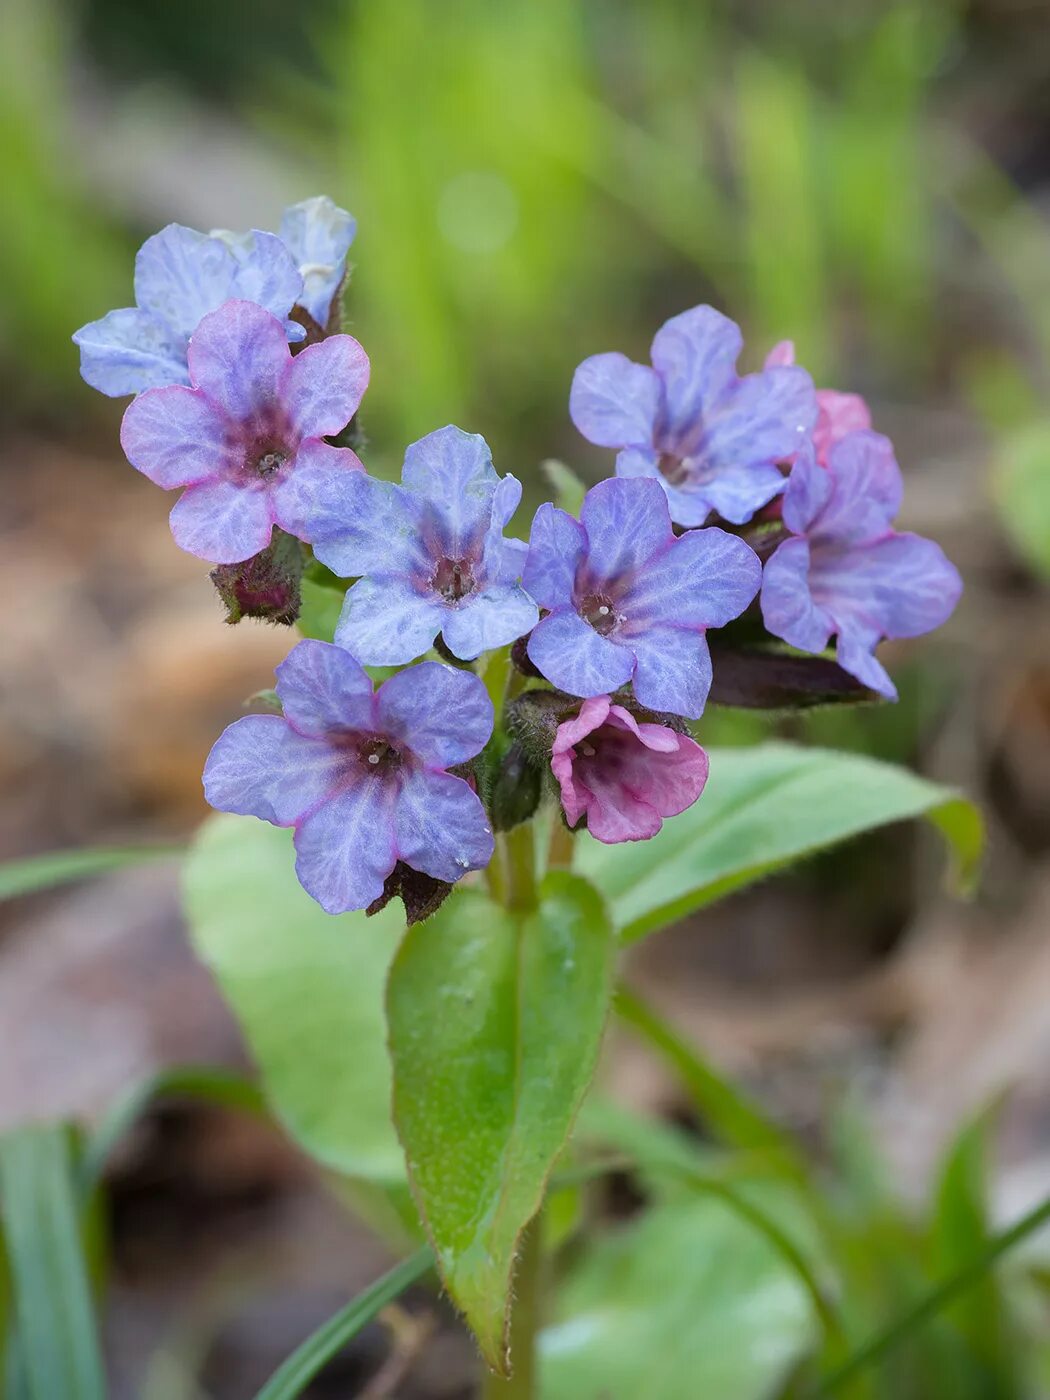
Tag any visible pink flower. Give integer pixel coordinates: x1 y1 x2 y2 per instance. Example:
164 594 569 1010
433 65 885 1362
765 341 871 465
550 695 709 844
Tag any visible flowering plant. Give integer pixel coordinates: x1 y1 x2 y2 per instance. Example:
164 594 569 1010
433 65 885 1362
73 195 973 1395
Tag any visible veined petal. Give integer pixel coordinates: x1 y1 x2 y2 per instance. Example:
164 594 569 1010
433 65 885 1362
835 625 897 700
226 229 304 324
630 624 713 719
279 196 357 327
693 365 816 477
294 779 398 914
377 661 493 767
169 478 273 563
120 385 232 487
578 477 673 585
622 525 761 629
811 532 962 640
569 352 661 448
651 306 743 445
759 536 834 654
526 609 635 698
522 503 587 609
816 431 903 544
401 426 500 555
271 439 365 543
134 224 238 340
275 638 375 738
282 334 370 440
814 390 871 464
781 441 831 535
73 308 189 396
614 446 714 528
310 473 429 578
334 577 443 666
394 769 494 882
440 585 538 660
186 300 290 422
203 714 342 825
698 462 787 526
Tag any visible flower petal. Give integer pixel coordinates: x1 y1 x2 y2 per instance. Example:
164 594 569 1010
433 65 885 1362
169 478 273 563
811 532 962 640
134 224 238 340
781 441 831 535
760 536 834 654
400 426 500 555
334 577 444 665
73 307 189 396
120 385 231 487
835 625 897 700
650 306 743 446
578 477 673 584
616 724 710 817
394 769 494 882
694 365 816 481
270 439 365 543
614 445 714 528
377 661 493 767
696 461 787 526
275 638 375 738
227 229 305 323
203 714 342 824
282 333 370 440
622 525 761 629
440 585 539 660
816 431 903 544
814 390 871 464
526 609 635 698
764 340 795 369
629 624 713 719
569 352 661 448
293 779 398 913
310 472 428 579
279 196 357 327
522 503 587 610
186 299 290 422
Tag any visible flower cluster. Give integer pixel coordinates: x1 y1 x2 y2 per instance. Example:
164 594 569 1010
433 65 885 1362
75 197 962 919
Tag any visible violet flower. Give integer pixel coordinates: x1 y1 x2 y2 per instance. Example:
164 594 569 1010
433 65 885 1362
765 340 871 464
277 196 357 330
203 640 495 914
310 425 538 663
523 476 762 719
569 305 816 526
120 299 369 564
760 431 962 699
551 696 709 843
73 223 305 397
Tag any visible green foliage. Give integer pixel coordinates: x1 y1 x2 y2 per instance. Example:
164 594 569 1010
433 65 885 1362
538 1194 816 1400
577 743 982 943
183 815 405 1180
0 844 183 902
387 873 615 1373
0 1125 106 1400
992 423 1050 579
296 574 346 643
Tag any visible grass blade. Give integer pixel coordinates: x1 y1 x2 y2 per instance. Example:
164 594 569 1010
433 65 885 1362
0 1124 106 1400
0 846 184 901
252 1247 433 1400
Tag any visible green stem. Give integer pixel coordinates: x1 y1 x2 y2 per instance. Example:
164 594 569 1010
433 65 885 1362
546 822 575 872
503 823 537 911
481 1221 542 1400
813 1192 1050 1396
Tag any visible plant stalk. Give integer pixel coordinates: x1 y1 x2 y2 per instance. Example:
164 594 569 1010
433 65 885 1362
480 1221 543 1399
503 823 537 911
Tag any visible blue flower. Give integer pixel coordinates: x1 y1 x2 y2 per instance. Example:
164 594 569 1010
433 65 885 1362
523 476 762 719
203 640 495 914
760 432 962 700
278 196 357 329
570 305 817 526
73 223 306 397
310 425 539 664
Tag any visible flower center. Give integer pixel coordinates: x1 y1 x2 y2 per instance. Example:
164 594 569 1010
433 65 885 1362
358 736 401 775
580 593 620 636
657 452 691 487
253 449 289 478
432 556 476 603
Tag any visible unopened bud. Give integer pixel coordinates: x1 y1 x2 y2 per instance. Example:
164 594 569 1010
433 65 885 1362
210 529 304 626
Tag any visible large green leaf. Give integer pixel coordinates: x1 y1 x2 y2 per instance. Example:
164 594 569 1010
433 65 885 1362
183 815 404 1181
387 872 615 1373
539 1194 816 1400
0 1125 106 1400
577 743 982 943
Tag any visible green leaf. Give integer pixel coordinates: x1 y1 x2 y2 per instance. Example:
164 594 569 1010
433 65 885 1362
0 845 183 902
296 575 346 642
0 1125 106 1400
183 815 404 1180
541 459 586 517
252 1247 433 1400
387 872 615 1373
576 743 982 943
992 422 1050 580
539 1194 816 1400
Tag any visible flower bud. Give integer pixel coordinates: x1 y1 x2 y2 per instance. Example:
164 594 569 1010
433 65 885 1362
210 529 304 626
489 741 543 833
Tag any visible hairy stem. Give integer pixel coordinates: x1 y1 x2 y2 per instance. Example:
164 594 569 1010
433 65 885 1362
480 1221 542 1399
